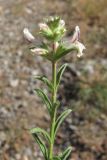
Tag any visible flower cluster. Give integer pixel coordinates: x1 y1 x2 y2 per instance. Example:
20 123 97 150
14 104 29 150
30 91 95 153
23 16 85 60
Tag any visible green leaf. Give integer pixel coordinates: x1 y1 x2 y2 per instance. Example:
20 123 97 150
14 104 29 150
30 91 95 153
30 127 51 143
54 109 72 136
56 64 68 88
34 89 52 115
40 29 54 40
47 16 60 31
53 44 78 61
34 75 53 91
59 146 72 160
53 156 61 160
31 132 48 160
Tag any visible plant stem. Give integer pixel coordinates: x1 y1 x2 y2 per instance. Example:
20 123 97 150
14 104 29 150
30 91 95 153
49 43 57 160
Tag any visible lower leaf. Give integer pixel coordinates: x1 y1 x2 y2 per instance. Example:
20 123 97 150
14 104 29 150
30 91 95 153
54 109 72 137
31 132 49 160
30 127 51 143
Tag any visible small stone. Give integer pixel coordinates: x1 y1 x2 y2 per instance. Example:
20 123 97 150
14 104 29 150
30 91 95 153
69 125 77 131
23 155 29 160
0 132 6 141
15 153 21 160
10 79 19 87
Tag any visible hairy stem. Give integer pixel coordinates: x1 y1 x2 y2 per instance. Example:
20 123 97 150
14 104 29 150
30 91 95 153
49 43 57 160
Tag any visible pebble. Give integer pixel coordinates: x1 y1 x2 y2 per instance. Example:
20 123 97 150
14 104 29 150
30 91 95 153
10 79 19 87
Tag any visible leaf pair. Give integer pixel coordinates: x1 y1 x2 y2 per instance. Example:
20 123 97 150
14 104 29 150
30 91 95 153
34 64 67 115
30 127 72 160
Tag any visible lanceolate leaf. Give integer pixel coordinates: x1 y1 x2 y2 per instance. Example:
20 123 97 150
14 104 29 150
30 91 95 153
30 127 51 143
56 64 68 88
53 44 78 61
54 109 72 136
34 75 53 91
31 133 48 160
59 146 72 160
34 89 52 115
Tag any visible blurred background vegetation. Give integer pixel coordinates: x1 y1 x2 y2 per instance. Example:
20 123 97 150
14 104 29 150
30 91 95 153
0 0 107 160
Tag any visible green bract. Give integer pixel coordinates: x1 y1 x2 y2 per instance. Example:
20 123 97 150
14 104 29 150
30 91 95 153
39 17 66 41
23 16 85 160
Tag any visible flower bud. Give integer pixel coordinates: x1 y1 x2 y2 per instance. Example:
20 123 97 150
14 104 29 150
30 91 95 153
23 28 35 42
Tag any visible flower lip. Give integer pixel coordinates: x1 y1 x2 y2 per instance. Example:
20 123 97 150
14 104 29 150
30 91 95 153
23 28 35 42
75 41 86 57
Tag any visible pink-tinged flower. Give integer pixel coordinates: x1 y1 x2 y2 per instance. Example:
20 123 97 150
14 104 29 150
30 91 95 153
71 26 80 43
23 28 35 42
30 48 48 55
39 23 49 31
59 19 65 27
71 26 85 57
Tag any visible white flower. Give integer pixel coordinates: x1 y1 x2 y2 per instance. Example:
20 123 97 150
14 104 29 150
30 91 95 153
39 23 49 31
30 48 48 55
23 28 35 42
59 19 65 27
71 26 85 57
